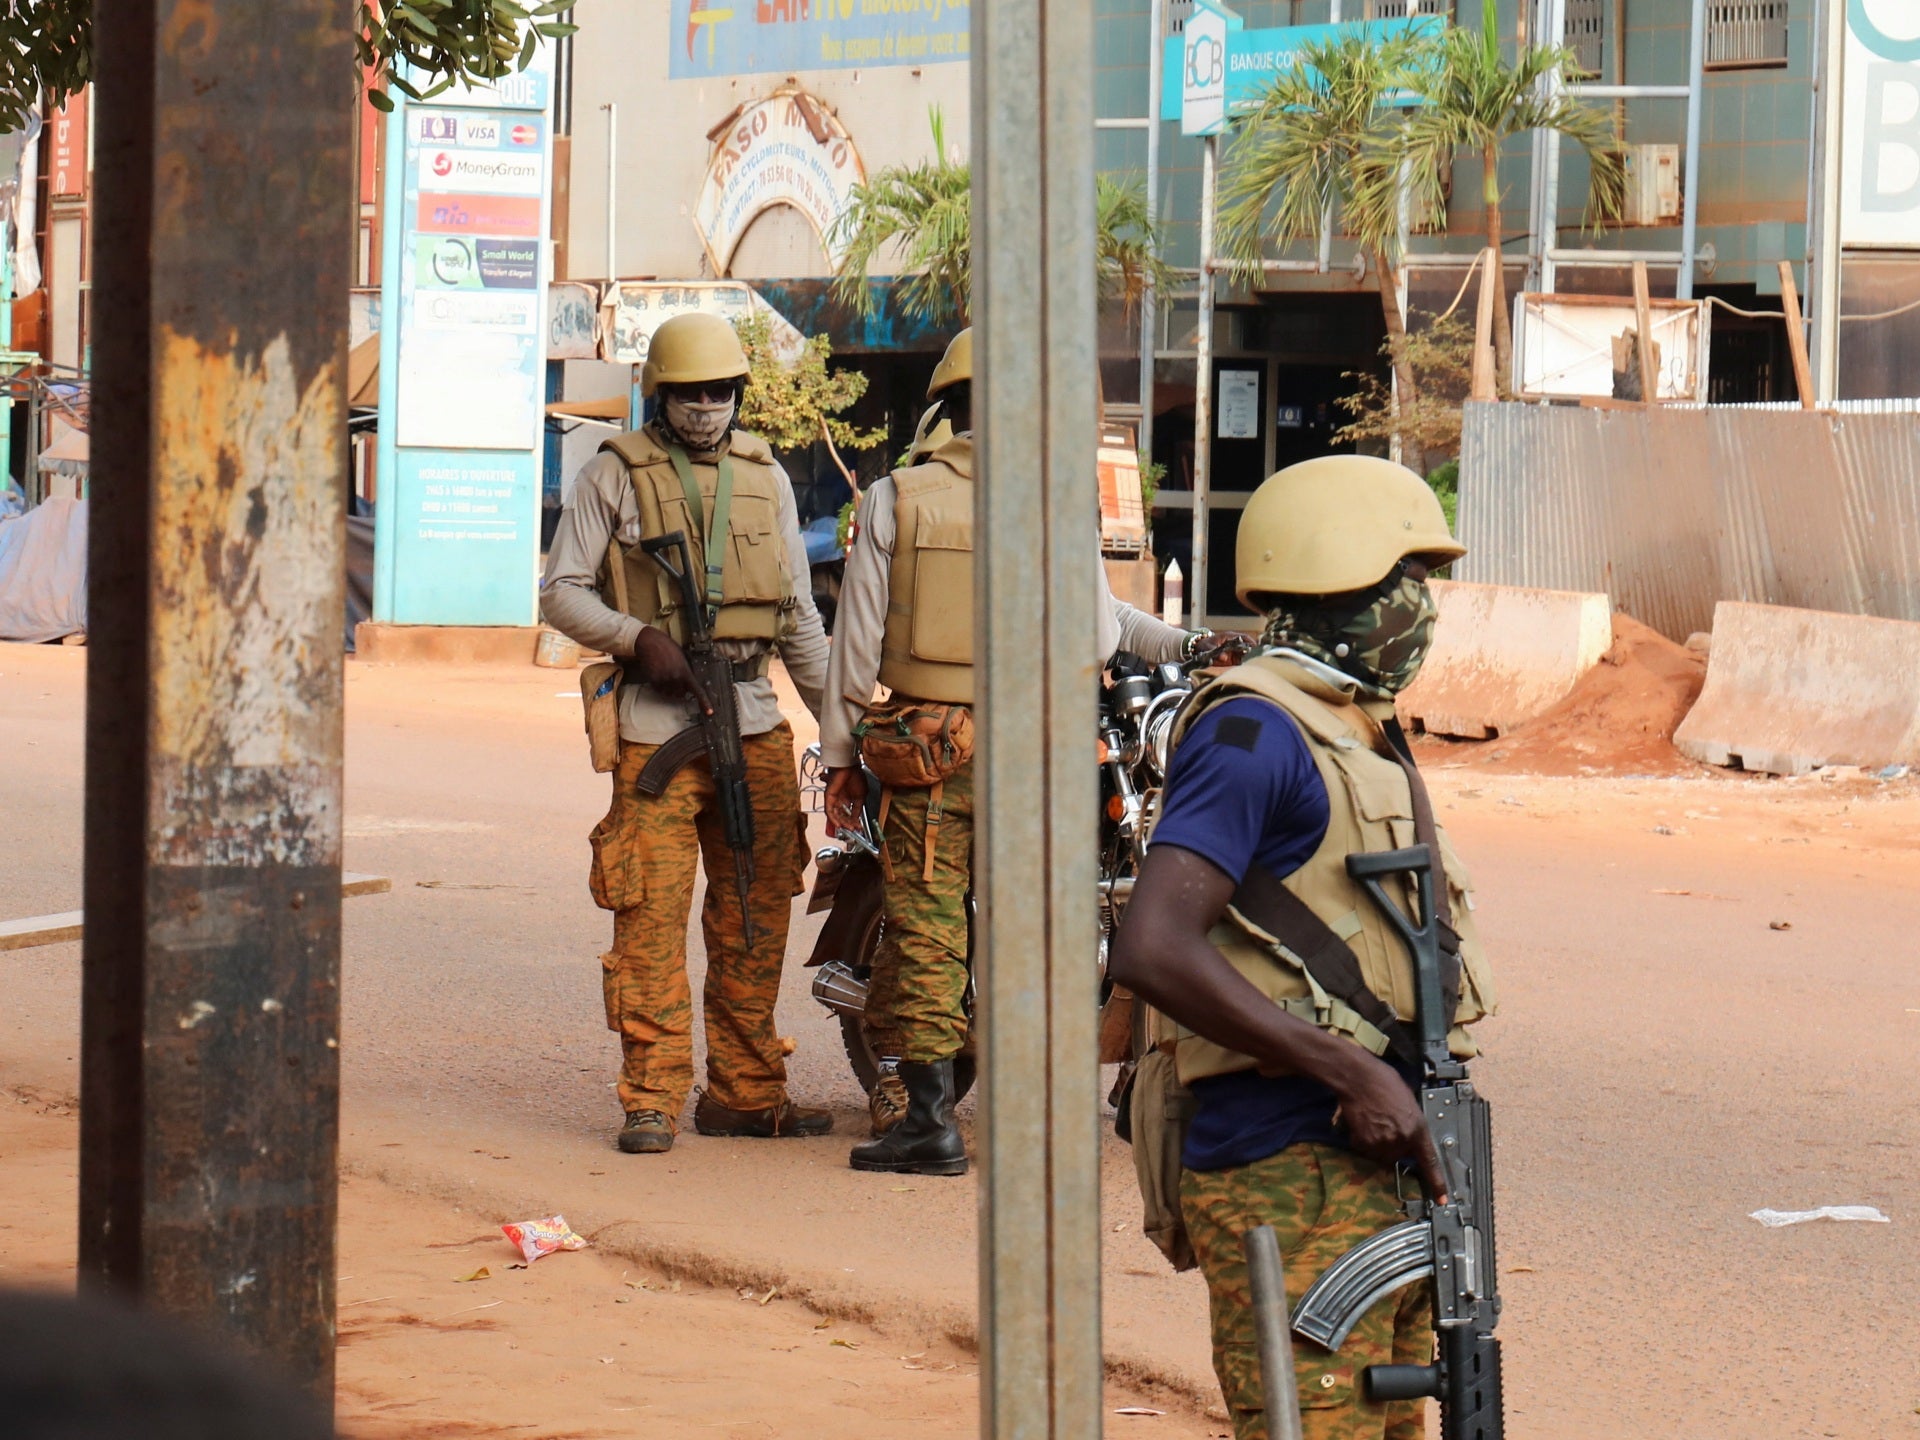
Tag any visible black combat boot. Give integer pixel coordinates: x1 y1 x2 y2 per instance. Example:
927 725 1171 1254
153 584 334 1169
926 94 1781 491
847 1059 968 1176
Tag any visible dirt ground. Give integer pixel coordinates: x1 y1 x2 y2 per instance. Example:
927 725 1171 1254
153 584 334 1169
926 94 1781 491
0 1086 1209 1439
5 639 1920 1438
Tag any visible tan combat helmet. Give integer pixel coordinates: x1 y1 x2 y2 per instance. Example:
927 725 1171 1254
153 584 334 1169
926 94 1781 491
906 403 954 464
927 327 972 399
1235 454 1464 604
641 311 751 398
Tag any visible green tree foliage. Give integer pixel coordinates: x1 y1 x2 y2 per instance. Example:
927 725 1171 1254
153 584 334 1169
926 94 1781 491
1401 0 1625 389
733 312 886 476
0 0 578 132
831 107 1174 327
1219 30 1435 471
1334 313 1476 468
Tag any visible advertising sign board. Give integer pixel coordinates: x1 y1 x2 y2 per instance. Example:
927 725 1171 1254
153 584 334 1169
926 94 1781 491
694 90 867 274
1164 17 1436 124
667 0 970 79
375 48 554 627
1840 0 1920 247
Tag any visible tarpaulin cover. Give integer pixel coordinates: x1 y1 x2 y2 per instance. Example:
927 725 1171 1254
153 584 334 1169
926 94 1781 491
0 497 86 642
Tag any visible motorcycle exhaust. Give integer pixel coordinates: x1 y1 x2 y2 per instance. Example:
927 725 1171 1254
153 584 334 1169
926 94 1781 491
811 960 870 1020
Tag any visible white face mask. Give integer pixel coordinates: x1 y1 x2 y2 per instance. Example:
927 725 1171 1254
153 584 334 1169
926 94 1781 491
663 394 736 451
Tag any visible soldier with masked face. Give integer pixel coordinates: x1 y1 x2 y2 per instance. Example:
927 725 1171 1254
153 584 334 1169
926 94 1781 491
541 312 834 1156
1110 455 1498 1440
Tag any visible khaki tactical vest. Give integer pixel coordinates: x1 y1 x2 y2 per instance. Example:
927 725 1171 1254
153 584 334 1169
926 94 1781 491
1152 654 1497 1086
879 436 975 704
597 425 794 646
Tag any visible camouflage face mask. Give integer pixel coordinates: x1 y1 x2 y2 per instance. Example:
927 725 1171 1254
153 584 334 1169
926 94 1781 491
1260 568 1439 695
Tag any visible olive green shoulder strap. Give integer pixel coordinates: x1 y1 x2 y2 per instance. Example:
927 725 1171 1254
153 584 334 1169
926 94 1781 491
663 443 733 627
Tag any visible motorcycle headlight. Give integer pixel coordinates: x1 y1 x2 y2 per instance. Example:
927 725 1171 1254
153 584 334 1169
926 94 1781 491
1139 690 1189 783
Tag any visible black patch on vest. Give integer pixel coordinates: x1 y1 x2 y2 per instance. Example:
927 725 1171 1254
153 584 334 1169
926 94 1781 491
1213 714 1263 752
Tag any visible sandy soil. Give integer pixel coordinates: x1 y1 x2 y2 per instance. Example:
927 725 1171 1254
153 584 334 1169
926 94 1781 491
5 639 1919 1438
0 1086 1211 1439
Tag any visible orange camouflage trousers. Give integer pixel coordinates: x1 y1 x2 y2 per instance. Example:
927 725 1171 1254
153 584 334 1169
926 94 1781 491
589 723 807 1123
1181 1143 1433 1440
867 758 975 1064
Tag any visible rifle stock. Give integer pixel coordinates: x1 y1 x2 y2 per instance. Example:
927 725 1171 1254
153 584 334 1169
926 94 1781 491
642 530 760 946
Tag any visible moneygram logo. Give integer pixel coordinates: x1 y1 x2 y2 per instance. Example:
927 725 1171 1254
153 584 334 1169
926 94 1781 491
419 148 543 196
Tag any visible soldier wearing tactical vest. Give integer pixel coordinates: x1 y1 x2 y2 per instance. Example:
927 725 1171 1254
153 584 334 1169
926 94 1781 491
820 328 1201 1173
541 311 834 1156
1109 456 1497 1440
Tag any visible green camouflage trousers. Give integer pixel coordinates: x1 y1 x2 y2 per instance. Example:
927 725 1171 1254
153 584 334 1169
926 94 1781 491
868 757 974 1063
589 722 807 1123
1182 1143 1433 1440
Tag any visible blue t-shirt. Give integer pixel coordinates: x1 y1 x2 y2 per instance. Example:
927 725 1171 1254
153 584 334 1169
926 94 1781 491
1149 696 1416 1172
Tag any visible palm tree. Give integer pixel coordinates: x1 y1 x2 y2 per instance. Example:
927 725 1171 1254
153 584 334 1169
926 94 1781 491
831 109 973 328
831 108 1175 328
1403 0 1625 390
1218 29 1436 470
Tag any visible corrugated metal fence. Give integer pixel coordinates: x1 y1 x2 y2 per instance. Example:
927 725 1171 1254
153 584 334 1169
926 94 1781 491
1456 401 1920 641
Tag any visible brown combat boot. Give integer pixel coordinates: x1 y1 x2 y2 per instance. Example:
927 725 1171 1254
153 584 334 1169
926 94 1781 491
693 1091 835 1138
617 1109 675 1154
868 1071 909 1137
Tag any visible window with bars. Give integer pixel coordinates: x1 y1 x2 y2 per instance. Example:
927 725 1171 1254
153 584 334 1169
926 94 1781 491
1165 0 1193 33
1365 0 1453 18
1706 0 1791 69
1563 0 1606 77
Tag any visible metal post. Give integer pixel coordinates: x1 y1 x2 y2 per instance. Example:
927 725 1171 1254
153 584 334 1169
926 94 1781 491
1675 0 1706 301
1535 0 1568 296
1807 0 1846 402
1193 132 1218 633
1244 1226 1306 1440
602 101 618 280
1140 0 1164 461
973 0 1103 1434
85 0 350 1404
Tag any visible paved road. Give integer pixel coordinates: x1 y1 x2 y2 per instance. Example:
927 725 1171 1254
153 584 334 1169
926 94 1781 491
4 641 1916 1437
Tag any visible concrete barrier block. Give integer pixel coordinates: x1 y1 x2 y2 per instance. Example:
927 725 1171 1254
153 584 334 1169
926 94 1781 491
1399 580 1613 739
1672 602 1920 776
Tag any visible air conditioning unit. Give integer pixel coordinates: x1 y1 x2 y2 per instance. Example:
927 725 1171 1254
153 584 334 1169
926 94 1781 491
1623 144 1681 227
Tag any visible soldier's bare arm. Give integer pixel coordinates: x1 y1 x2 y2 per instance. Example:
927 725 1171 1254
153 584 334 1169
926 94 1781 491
1111 844 1447 1200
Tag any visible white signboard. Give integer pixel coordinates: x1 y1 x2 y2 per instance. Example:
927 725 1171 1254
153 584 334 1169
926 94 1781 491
1181 0 1236 138
601 280 807 367
1217 368 1261 438
1840 0 1920 247
396 104 550 451
694 90 867 275
1515 293 1712 402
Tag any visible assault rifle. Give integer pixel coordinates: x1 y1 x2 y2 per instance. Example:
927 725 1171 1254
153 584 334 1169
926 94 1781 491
634 530 758 946
1291 843 1503 1440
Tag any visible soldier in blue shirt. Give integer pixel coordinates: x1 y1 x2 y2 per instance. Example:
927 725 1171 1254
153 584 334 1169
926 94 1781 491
1112 455 1498 1440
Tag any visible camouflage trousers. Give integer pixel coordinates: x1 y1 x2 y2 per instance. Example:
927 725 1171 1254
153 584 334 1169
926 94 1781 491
1181 1143 1433 1440
589 723 807 1124
866 758 974 1064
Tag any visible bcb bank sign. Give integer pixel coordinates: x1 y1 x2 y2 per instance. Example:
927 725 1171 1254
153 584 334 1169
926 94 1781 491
1842 0 1920 246
670 0 971 79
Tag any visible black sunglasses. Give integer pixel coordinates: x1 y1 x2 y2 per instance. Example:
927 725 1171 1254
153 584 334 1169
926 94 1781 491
664 381 740 404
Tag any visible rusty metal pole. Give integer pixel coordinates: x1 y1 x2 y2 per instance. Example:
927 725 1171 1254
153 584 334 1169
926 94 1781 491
84 0 353 1403
973 0 1104 1435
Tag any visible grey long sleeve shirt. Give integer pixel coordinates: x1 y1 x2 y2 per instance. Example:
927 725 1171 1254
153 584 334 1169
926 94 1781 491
540 445 829 744
818 471 1190 768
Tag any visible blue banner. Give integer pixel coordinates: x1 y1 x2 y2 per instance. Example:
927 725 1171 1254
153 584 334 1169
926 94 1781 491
668 0 971 79
1162 18 1439 122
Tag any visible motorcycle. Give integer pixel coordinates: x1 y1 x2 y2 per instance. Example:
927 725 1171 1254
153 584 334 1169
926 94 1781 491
799 639 1243 1100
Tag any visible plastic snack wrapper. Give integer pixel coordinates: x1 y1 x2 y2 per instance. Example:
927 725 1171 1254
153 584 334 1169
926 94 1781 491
501 1214 589 1263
